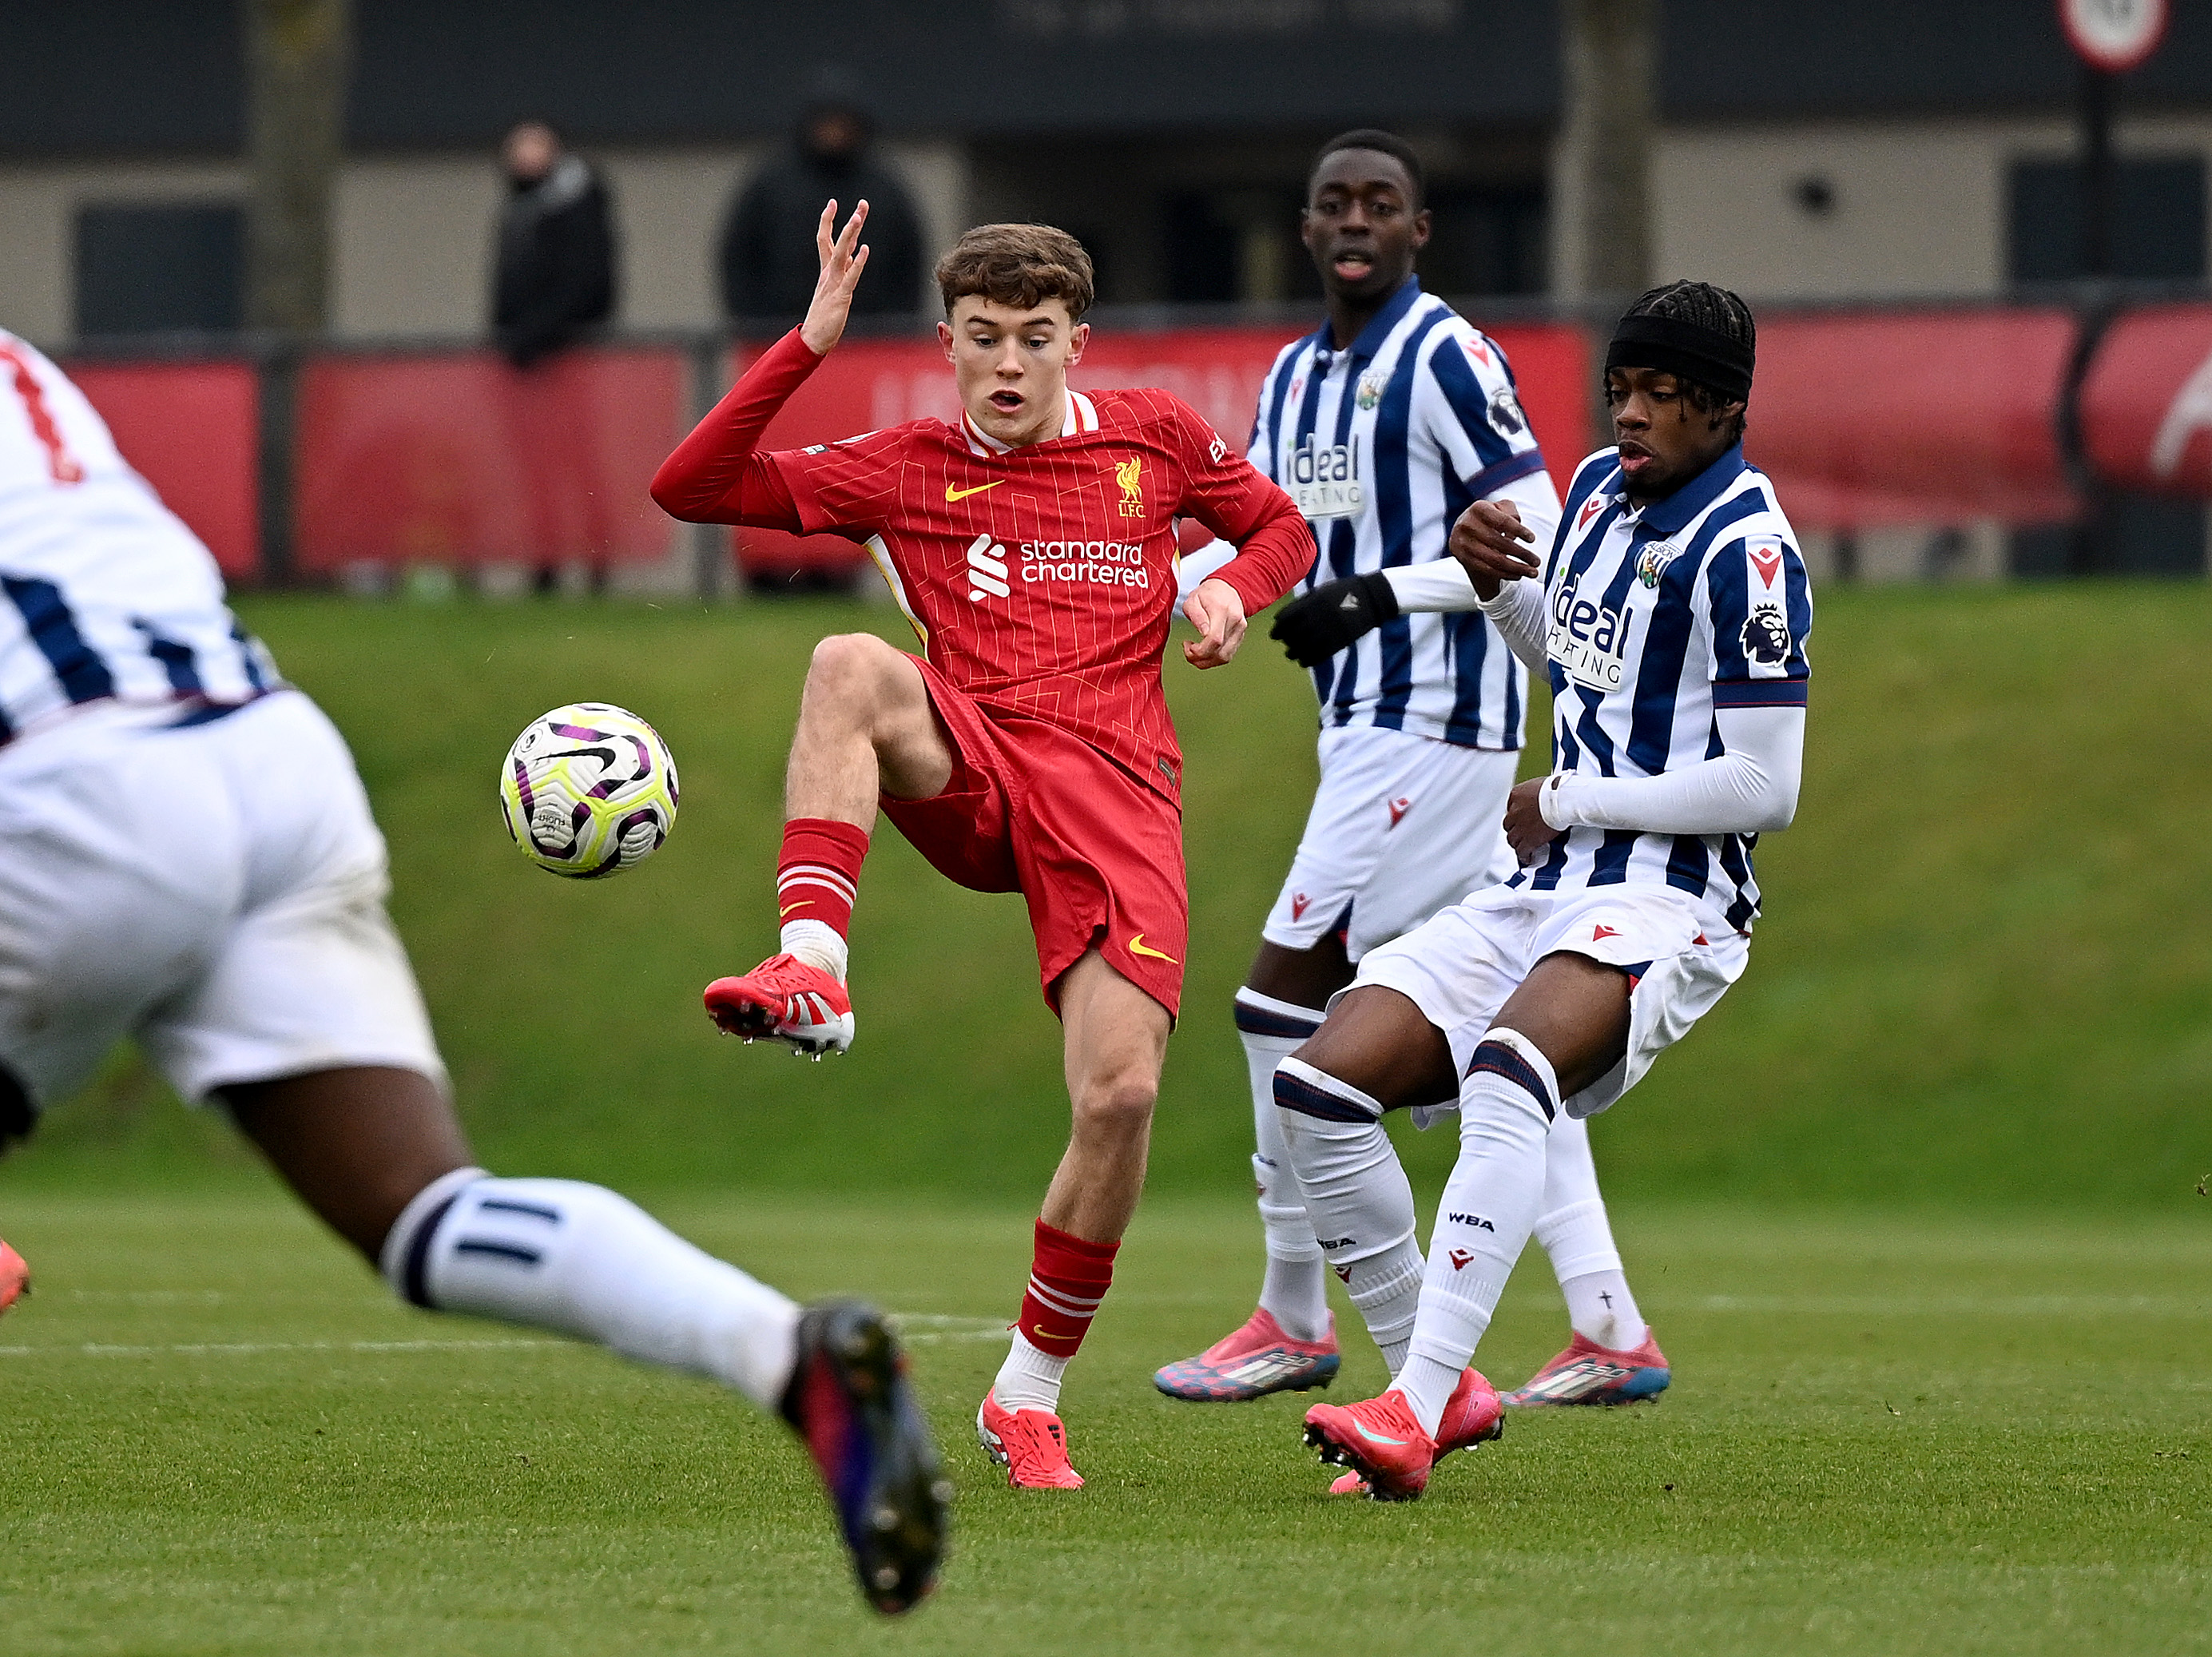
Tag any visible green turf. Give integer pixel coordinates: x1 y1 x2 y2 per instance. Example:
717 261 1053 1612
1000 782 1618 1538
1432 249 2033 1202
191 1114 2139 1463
6 582 2209 1210
2 1192 2207 1655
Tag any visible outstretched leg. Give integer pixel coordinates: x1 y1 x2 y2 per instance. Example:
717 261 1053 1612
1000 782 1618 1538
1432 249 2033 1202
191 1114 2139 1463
225 1063 947 1615
981 951 1170 1488
705 633 953 1054
1392 953 1630 1437
1277 983 1507 1499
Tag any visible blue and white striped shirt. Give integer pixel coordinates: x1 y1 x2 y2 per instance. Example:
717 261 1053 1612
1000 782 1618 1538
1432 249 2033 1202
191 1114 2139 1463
1513 442 1812 930
0 332 276 745
1249 276 1551 751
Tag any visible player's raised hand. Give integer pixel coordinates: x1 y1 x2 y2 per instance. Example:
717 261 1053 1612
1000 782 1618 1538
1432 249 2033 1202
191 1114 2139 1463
1182 576 1248 669
1448 499 1541 599
799 199 872 356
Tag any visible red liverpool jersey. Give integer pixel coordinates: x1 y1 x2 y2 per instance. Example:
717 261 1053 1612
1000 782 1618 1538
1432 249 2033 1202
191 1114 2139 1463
653 330 1313 799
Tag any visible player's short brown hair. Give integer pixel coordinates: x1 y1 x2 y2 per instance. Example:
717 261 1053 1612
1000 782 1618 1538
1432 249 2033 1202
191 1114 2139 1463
935 224 1095 321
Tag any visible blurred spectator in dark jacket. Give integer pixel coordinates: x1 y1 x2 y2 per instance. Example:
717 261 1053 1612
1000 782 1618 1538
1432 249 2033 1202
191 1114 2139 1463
718 97 923 325
492 121 617 369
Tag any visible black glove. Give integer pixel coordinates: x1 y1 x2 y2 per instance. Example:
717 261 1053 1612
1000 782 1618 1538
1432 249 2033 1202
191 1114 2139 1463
1269 572 1400 667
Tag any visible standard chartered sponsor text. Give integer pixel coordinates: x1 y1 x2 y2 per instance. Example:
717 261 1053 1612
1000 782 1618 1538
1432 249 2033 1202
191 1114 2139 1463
1022 538 1151 587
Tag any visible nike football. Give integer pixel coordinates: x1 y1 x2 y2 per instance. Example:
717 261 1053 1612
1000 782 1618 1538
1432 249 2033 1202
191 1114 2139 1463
499 703 679 878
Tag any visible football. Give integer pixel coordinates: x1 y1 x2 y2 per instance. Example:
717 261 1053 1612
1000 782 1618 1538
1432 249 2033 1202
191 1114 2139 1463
498 702 680 877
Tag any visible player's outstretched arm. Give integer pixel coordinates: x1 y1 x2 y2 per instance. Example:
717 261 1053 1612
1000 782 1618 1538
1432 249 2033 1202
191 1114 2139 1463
1501 705 1805 863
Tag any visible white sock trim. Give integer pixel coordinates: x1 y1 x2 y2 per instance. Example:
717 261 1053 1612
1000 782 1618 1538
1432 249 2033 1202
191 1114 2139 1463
1273 1055 1384 1123
1233 986 1326 1039
378 1165 488 1304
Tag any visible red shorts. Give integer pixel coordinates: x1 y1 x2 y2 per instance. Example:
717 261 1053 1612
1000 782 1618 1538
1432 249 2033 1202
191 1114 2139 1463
882 657 1187 1018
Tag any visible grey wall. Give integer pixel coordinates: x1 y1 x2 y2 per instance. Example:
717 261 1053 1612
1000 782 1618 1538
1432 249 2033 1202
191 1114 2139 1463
7 1 2209 159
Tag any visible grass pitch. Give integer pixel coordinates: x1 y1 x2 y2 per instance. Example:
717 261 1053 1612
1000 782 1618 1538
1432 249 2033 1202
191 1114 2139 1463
2 1192 2208 1655
3 584 2211 1649
10 582 2211 1210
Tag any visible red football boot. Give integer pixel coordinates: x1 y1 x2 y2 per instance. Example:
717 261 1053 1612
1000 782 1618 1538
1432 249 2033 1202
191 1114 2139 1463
0 1241 26 1315
1435 1365 1506 1459
1303 1389 1436 1501
703 953 855 1057
975 1391 1085 1490
1326 1367 1502 1493
1503 1329 1671 1407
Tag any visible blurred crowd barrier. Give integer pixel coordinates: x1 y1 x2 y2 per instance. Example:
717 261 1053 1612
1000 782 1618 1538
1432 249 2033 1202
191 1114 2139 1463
68 359 263 578
58 300 2212 589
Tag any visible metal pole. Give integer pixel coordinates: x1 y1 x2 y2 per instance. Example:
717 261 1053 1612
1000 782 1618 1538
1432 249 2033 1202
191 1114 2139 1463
2081 60 2115 280
689 335 733 602
241 0 351 584
1552 0 1657 450
2067 60 2118 574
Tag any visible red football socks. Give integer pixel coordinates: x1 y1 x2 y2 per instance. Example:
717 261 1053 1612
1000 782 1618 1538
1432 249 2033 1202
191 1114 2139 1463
1015 1219 1120 1358
776 818 869 941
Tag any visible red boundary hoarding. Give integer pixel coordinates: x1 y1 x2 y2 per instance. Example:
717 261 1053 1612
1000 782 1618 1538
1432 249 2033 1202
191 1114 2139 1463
1747 308 2082 530
66 360 261 579
2079 303 2212 501
293 346 685 573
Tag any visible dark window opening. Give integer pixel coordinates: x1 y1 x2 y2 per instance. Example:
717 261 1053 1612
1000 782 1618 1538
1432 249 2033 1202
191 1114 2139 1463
74 201 244 337
2007 155 2207 284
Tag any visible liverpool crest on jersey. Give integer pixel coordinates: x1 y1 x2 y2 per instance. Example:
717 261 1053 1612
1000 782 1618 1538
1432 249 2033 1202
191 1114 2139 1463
1636 540 1682 588
1114 458 1144 519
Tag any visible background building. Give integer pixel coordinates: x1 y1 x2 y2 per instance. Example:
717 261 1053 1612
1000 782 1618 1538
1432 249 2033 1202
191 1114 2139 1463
6 1 2208 340
4 1 2208 585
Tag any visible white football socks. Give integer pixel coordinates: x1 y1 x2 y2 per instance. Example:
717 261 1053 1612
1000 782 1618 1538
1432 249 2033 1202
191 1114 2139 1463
1235 990 1330 1343
1536 1111 1648 1351
779 918 848 981
1400 1030 1558 1436
1274 1057 1423 1374
991 1329 1069 1413
381 1169 800 1413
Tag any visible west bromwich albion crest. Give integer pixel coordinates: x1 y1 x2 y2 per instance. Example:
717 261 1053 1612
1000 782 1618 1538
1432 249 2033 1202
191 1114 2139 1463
1636 540 1682 588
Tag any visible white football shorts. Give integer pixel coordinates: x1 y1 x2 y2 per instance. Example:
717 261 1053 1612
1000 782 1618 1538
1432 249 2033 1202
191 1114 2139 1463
1262 725 1520 963
1348 882 1749 1120
0 691 445 1113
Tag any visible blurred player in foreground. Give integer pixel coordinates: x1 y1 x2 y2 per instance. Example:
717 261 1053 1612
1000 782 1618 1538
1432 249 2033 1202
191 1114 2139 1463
0 330 945 1615
1156 132 1668 1444
651 207 1311 1488
1289 283 1810 1499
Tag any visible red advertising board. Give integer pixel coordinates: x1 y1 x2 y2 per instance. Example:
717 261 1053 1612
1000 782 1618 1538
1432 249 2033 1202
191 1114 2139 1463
726 320 1594 582
68 360 261 579
293 346 685 573
2079 303 2212 501
1746 308 2081 529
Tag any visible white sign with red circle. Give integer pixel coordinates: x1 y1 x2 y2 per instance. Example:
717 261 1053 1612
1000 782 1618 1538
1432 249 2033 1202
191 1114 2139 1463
2059 0 2169 73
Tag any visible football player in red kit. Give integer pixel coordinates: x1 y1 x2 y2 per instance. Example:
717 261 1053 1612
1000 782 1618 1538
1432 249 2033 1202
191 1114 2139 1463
651 204 1313 1488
